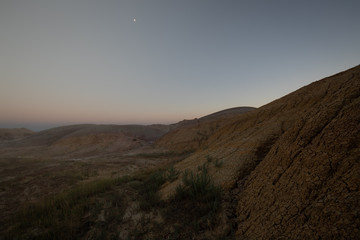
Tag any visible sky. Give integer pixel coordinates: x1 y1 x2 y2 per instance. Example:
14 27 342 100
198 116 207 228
1 0 359 131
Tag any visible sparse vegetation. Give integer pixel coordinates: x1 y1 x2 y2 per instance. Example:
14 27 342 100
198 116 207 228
165 166 179 182
138 170 166 211
197 162 209 171
207 155 223 168
137 165 180 211
5 177 127 240
2 159 223 239
165 164 222 236
124 163 223 239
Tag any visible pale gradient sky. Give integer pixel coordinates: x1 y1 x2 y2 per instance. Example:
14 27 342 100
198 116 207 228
1 0 359 131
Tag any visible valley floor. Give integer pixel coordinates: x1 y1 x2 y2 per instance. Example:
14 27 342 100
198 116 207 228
0 149 229 240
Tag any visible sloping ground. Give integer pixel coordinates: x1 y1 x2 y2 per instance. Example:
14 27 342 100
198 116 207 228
156 107 255 152
160 65 360 238
0 128 34 142
199 106 256 121
235 67 360 239
0 124 171 159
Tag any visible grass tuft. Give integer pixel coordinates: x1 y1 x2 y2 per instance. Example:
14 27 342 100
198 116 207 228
138 170 166 211
5 177 127 240
165 166 179 182
166 164 222 234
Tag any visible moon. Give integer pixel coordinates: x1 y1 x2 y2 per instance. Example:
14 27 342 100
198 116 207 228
133 18 136 23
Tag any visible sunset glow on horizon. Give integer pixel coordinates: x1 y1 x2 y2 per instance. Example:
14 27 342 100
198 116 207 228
1 0 359 131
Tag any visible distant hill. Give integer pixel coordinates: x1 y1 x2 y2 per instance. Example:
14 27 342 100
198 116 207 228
0 128 34 142
0 108 256 159
156 107 255 152
0 124 171 159
160 65 360 239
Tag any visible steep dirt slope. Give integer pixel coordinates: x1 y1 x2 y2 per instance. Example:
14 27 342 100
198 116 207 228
161 65 360 239
0 124 170 159
156 107 255 152
234 67 360 239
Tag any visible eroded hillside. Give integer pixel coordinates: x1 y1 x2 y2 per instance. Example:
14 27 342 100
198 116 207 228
156 107 255 152
160 65 360 239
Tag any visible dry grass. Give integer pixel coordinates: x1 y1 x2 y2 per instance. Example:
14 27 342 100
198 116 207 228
3 177 127 240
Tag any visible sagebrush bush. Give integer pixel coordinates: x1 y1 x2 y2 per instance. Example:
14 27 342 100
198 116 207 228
138 170 166 211
166 164 222 234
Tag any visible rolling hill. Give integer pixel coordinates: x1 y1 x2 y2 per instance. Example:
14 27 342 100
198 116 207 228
0 108 255 159
0 128 34 142
156 106 255 152
0 124 171 159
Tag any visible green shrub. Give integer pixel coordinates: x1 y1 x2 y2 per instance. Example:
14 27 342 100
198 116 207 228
179 166 213 198
166 165 222 233
165 166 179 182
5 177 126 240
138 170 166 211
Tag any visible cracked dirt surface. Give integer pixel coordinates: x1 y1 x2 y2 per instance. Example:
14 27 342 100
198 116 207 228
234 66 360 239
160 65 360 239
